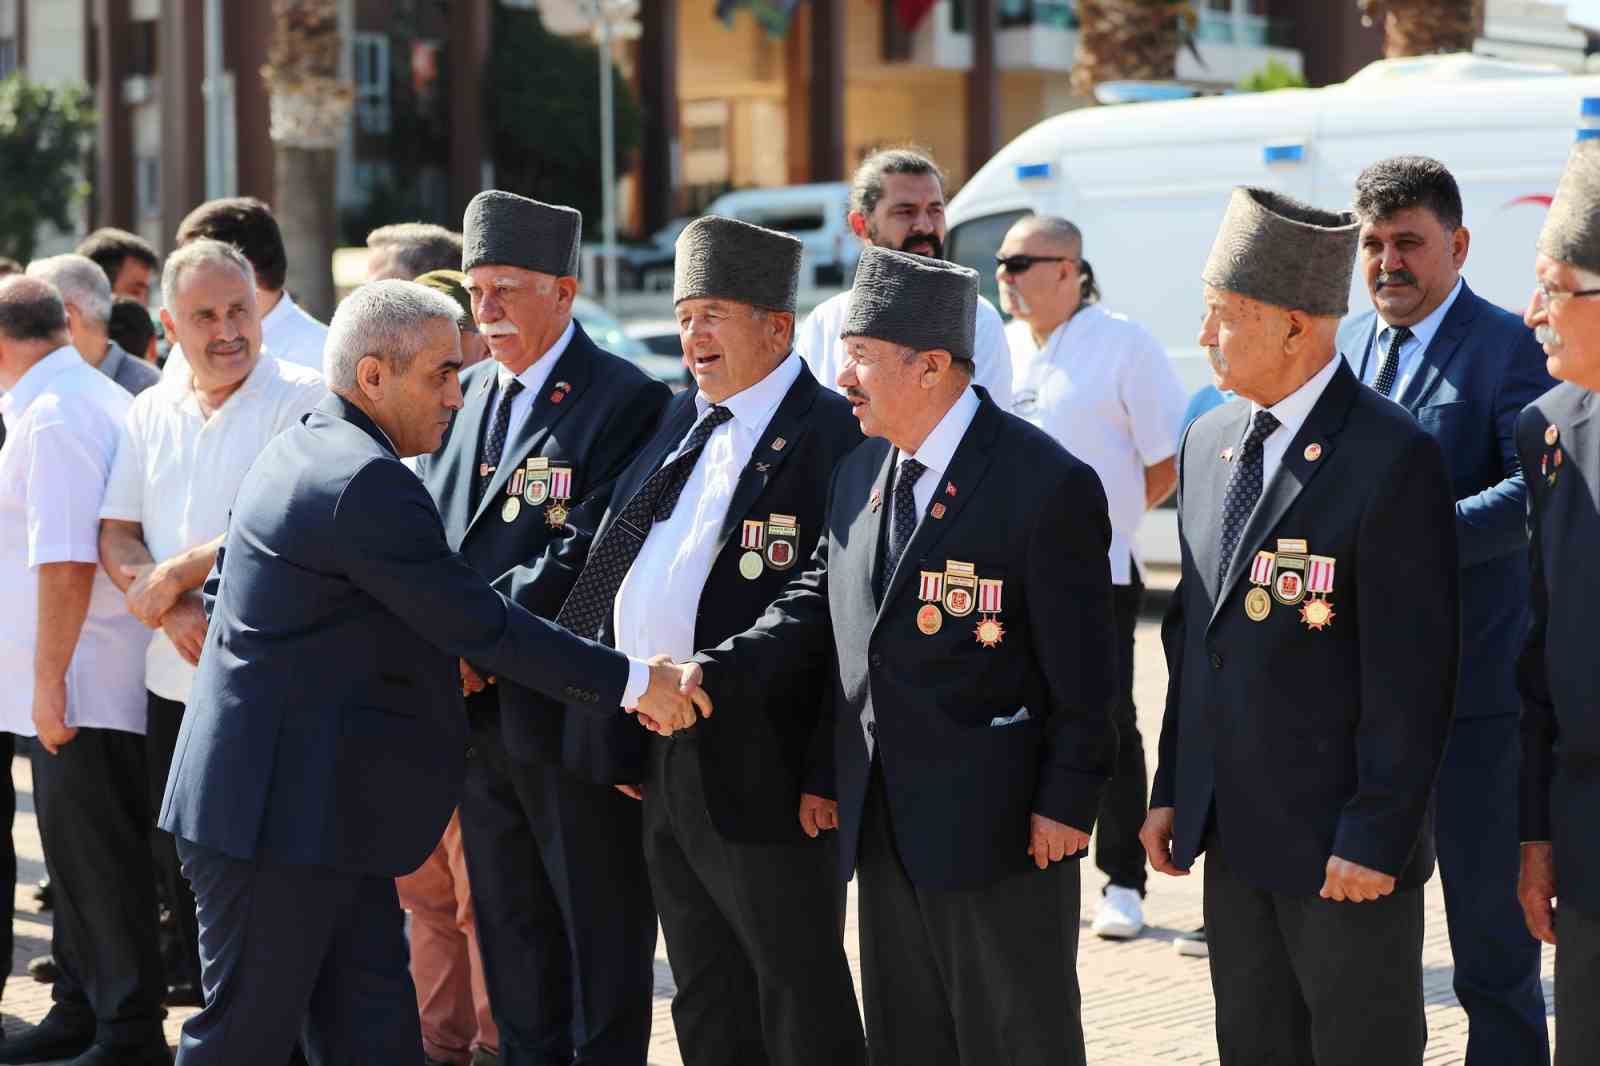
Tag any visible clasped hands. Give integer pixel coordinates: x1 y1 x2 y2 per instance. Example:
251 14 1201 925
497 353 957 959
122 563 207 666
630 657 712 736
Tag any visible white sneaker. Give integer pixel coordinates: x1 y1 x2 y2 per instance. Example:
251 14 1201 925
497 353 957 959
1091 885 1145 940
1174 926 1208 958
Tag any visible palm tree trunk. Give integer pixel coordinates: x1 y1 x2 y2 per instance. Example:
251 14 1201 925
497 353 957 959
1359 0 1483 58
1070 0 1191 100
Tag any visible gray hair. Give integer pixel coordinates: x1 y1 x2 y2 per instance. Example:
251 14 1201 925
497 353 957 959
26 254 112 324
324 279 462 391
161 238 256 311
849 147 946 220
366 223 465 278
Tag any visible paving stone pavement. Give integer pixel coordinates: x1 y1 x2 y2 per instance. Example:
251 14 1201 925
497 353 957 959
0 591 1557 1063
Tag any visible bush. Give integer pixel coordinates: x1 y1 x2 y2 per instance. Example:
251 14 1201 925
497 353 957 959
1238 59 1308 93
0 76 95 262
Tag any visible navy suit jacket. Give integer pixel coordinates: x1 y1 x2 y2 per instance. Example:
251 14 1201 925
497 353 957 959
159 394 631 878
414 322 670 768
1338 282 1554 720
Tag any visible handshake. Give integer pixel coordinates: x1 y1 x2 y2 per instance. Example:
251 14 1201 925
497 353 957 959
630 657 711 736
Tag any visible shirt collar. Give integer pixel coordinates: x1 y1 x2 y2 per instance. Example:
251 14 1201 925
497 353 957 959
908 386 981 479
260 291 298 334
497 319 576 398
1253 354 1341 440
1 346 84 420
173 349 280 415
1380 276 1463 353
694 350 802 430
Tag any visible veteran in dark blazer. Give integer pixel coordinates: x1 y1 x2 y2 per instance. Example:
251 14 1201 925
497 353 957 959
556 216 866 1066
1517 139 1600 1066
685 245 1118 1066
411 191 671 1066
158 281 701 1066
1143 188 1459 1066
1337 156 1554 1066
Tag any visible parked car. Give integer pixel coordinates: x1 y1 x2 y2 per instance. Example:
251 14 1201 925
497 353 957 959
573 296 689 389
625 318 684 360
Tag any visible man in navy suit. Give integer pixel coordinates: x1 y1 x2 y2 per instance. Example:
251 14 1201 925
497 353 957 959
159 280 705 1066
1339 156 1554 1066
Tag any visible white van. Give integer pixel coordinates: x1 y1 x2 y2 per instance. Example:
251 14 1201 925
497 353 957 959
945 53 1600 565
704 182 859 287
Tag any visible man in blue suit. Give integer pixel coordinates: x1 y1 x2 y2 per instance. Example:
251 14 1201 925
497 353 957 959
159 280 707 1066
1339 156 1555 1066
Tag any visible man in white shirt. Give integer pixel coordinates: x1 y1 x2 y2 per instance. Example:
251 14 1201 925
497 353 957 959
0 276 168 1066
997 214 1186 943
26 254 161 397
97 239 324 1007
795 147 1012 408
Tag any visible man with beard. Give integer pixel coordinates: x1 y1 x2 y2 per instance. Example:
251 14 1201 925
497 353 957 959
795 148 1011 409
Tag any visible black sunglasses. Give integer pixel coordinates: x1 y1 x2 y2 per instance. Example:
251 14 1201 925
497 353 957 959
994 254 1070 275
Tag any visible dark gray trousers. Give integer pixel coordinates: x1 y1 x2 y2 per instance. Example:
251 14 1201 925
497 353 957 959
857 765 1085 1066
1555 902 1600 1066
1204 847 1426 1066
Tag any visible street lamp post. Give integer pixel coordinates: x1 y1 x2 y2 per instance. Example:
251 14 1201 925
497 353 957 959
587 0 636 311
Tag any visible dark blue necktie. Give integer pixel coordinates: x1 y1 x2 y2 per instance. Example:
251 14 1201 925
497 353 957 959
1373 326 1412 398
473 378 524 511
1217 410 1279 588
878 457 926 601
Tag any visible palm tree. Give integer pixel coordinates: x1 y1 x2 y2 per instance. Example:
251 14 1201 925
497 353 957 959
262 0 352 320
1070 0 1193 100
1357 0 1484 58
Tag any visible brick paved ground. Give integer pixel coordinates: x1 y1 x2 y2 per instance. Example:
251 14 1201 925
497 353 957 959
0 581 1557 1063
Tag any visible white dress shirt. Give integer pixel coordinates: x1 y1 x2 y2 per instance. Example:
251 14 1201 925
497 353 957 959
485 320 574 446
99 353 326 703
1362 277 1463 398
0 347 151 736
613 353 803 666
162 291 330 380
1006 304 1185 584
1247 353 1343 495
797 289 1013 409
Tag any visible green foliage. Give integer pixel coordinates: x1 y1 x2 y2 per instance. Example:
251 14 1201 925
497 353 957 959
0 76 95 263
487 4 641 237
1238 58 1308 93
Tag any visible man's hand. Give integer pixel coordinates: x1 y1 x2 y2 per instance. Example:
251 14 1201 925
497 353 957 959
1028 813 1090 870
631 660 712 736
1518 842 1558 945
799 793 839 838
460 659 494 697
121 562 182 629
1319 855 1396 902
32 678 77 755
162 593 209 667
1139 806 1190 877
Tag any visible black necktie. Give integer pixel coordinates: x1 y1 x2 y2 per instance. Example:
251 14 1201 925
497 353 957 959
1372 326 1412 398
1217 410 1279 588
474 378 524 511
556 405 735 641
877 457 926 601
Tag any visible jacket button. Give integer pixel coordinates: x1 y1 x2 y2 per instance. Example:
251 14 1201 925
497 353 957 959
465 746 476 759
869 652 883 668
867 721 877 737
1209 652 1223 671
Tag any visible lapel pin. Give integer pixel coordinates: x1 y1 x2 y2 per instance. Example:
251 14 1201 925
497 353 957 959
931 502 947 520
946 481 957 497
1304 443 1323 462
549 390 565 404
1546 424 1559 446
755 462 771 473
557 381 571 392
869 488 882 513
1220 447 1233 462
771 437 787 452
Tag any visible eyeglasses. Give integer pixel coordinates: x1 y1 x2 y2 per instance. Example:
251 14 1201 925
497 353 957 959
1534 282 1600 307
994 254 1070 275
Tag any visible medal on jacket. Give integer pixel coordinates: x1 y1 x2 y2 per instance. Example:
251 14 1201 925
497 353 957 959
1244 550 1274 621
523 457 551 505
942 561 977 618
545 465 573 528
1300 554 1336 631
501 497 521 523
916 570 945 635
764 514 799 571
739 520 765 580
974 578 1005 647
1270 538 1308 606
1542 446 1563 487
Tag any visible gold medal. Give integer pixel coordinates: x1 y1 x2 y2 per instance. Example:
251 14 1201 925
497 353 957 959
501 496 521 523
916 604 943 635
974 617 1005 647
1244 586 1271 622
1300 597 1335 631
1546 424 1559 446
545 502 569 529
739 551 764 580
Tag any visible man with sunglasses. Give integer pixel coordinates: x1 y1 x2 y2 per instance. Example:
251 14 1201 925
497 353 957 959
996 214 1185 946
795 148 1011 409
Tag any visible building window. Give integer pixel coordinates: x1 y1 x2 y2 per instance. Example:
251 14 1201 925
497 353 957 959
351 32 391 135
128 20 158 78
136 156 160 219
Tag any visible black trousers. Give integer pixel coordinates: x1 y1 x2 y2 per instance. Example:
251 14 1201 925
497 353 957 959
30 726 166 1047
1094 576 1147 894
1 732 15 1004
147 691 203 991
642 736 864 1066
1556 901 1600 1066
1204 845 1426 1066
856 763 1085 1066
457 706 656 1066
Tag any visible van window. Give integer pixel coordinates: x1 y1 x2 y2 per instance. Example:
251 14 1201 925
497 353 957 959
946 210 1030 313
747 210 828 235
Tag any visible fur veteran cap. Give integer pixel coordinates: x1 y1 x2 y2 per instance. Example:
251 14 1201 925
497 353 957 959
1202 187 1360 317
673 216 803 313
842 246 978 364
1539 139 1600 276
462 191 581 278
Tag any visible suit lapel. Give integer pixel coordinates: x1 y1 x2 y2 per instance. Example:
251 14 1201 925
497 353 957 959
1351 315 1379 383
1397 283 1480 410
710 366 822 560
1190 402 1251 609
1209 362 1359 628
444 372 496 540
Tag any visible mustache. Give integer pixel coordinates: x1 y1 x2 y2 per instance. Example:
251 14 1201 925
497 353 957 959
207 339 247 355
902 233 944 259
478 321 520 337
1206 346 1229 371
1376 270 1418 289
1536 323 1563 348
845 388 868 404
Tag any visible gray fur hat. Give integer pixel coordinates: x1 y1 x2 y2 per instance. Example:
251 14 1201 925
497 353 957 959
841 246 978 363
1538 139 1600 276
462 191 581 277
1201 187 1359 317
673 216 803 313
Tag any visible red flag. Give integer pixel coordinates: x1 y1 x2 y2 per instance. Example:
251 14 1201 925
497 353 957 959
895 0 939 32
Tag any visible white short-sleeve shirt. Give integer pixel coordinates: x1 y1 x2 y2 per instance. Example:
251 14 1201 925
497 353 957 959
797 289 1013 410
100 353 326 703
0 347 152 736
1006 304 1186 584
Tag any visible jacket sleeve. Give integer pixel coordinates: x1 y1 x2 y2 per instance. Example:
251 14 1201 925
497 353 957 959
1150 423 1193 811
336 457 631 710
1515 414 1556 843
1027 460 1117 832
1333 430 1460 875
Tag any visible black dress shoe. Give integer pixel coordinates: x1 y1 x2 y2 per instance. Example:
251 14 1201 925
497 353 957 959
64 1042 172 1066
0 1016 94 1064
26 954 58 983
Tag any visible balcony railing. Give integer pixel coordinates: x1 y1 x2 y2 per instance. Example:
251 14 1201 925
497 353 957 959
950 0 1078 32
